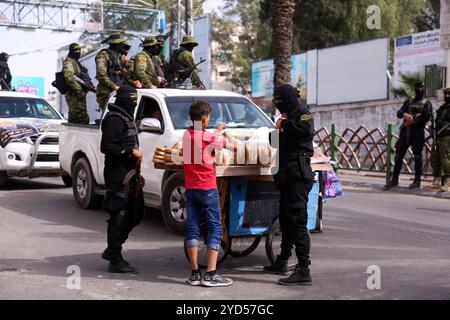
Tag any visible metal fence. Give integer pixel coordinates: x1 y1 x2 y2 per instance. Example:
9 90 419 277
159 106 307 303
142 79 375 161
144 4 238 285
314 124 434 182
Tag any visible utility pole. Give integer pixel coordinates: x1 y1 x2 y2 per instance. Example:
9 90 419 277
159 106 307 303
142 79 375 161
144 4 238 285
442 0 450 87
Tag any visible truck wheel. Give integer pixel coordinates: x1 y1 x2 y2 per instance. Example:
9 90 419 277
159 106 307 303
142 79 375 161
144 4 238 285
72 158 101 209
0 171 7 189
162 172 187 235
61 175 72 187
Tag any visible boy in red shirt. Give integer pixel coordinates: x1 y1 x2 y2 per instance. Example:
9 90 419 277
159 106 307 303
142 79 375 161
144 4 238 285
182 100 235 287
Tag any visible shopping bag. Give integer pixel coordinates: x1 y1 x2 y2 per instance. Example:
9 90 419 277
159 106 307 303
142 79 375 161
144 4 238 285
323 169 343 199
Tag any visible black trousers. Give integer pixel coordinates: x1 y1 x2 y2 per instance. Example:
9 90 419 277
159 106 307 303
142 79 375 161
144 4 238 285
392 128 425 183
104 189 144 257
278 177 313 265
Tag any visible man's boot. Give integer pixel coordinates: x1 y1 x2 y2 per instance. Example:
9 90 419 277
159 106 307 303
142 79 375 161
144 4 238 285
383 179 398 190
409 175 421 189
441 177 450 193
108 260 138 274
263 255 293 276
431 177 441 190
278 260 312 286
102 247 130 266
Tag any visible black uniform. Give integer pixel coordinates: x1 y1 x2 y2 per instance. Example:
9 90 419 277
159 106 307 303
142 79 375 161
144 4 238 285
0 53 12 91
271 85 315 278
392 97 432 186
100 85 144 272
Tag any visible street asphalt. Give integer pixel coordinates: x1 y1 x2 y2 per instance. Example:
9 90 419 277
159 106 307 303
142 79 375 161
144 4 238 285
0 177 449 300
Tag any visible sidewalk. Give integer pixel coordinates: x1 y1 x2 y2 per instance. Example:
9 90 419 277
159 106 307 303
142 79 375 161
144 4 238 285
337 169 450 200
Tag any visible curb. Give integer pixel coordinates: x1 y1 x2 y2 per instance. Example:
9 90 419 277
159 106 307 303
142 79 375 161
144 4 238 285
339 178 450 200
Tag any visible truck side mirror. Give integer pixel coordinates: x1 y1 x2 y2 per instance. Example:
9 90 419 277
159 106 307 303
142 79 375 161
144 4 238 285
139 118 162 133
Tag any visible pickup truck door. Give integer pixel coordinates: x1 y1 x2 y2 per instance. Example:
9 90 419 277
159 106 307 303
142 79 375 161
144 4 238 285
136 95 167 202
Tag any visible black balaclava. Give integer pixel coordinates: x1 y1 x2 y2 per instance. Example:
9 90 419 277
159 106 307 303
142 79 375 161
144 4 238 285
115 85 138 117
181 44 196 52
68 43 81 60
144 45 160 56
273 84 301 117
444 91 450 105
110 43 130 55
414 82 425 101
0 52 9 62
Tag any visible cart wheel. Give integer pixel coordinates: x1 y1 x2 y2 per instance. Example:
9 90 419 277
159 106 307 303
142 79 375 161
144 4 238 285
229 236 262 257
265 219 297 267
184 238 230 269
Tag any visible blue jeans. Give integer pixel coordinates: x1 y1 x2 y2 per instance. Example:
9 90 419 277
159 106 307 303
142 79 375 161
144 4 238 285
184 189 222 251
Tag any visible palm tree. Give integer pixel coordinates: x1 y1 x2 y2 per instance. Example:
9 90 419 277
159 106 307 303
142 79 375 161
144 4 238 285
271 0 295 88
392 72 424 98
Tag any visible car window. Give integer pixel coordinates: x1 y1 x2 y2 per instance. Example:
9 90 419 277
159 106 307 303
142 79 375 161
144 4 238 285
165 96 274 129
0 97 61 120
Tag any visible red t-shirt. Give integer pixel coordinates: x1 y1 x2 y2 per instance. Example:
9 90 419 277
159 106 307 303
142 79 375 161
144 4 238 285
183 128 226 190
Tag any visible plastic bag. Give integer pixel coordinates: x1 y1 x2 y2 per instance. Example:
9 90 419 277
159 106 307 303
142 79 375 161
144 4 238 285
323 169 343 199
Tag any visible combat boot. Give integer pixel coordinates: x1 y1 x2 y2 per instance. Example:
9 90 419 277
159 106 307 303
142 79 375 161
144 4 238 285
263 255 293 276
431 177 441 190
108 260 138 274
278 261 312 286
383 179 398 190
441 178 450 193
409 177 421 189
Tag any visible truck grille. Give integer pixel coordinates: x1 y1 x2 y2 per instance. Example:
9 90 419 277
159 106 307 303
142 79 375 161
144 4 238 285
31 136 59 145
36 154 59 162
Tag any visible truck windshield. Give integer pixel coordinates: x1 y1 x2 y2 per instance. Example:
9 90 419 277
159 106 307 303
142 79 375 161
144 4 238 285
0 97 61 120
165 96 274 129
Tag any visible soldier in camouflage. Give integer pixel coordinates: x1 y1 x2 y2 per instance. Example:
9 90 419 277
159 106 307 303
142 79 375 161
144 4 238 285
169 35 204 89
133 37 164 89
95 32 131 111
63 43 90 124
430 88 450 192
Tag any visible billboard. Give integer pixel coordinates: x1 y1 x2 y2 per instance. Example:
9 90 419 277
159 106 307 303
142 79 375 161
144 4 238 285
394 30 445 88
316 37 389 105
11 76 45 97
251 53 307 98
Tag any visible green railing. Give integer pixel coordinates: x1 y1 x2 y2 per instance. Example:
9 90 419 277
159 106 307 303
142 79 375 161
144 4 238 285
314 124 434 184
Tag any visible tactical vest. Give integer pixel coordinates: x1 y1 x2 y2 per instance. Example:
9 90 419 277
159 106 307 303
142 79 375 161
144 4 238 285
409 99 425 116
104 109 139 150
99 49 124 86
436 105 450 136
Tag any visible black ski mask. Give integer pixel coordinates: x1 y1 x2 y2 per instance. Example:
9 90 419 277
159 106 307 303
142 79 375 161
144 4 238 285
110 43 130 55
115 85 138 117
273 84 301 117
181 44 196 52
0 52 8 62
68 43 81 60
415 83 425 100
445 92 450 104
145 45 161 56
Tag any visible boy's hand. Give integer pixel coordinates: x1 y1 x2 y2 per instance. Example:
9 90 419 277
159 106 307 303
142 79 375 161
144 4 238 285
214 123 226 136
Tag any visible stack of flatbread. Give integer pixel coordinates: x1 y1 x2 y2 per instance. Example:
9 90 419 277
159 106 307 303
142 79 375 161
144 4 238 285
152 143 183 166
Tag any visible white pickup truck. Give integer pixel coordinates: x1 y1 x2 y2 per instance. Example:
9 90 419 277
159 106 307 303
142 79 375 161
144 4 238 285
0 91 68 188
59 89 275 233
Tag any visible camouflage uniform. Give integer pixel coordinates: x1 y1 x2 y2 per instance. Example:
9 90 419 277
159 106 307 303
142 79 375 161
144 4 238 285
172 35 204 88
95 33 130 110
63 52 89 125
133 37 160 89
430 88 450 191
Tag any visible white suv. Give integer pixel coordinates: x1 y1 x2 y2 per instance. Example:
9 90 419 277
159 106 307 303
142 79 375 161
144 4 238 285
0 91 67 188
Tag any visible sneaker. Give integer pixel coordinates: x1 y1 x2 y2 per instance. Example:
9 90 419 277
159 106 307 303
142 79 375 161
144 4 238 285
278 266 312 286
431 177 441 190
263 255 293 276
108 260 138 274
187 270 202 286
202 271 233 287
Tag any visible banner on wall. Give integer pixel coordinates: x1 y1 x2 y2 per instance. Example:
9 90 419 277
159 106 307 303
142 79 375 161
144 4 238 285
11 76 45 97
394 30 445 88
251 53 307 99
